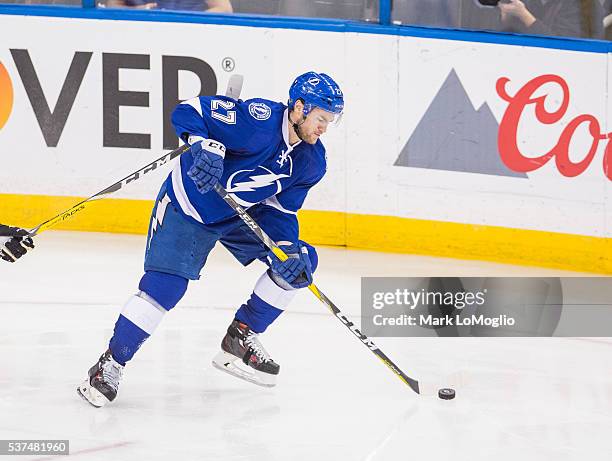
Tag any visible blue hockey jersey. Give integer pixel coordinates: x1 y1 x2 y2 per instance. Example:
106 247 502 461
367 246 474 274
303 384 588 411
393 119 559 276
164 95 327 243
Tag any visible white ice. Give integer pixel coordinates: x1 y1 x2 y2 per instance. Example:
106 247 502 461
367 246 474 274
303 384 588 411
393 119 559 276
1 231 611 461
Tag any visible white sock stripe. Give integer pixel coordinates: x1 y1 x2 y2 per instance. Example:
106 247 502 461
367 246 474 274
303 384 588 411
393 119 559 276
137 290 167 313
120 294 166 335
253 271 297 310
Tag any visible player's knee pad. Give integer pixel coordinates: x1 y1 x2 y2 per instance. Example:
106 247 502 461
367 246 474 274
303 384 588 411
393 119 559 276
138 270 188 311
299 240 318 273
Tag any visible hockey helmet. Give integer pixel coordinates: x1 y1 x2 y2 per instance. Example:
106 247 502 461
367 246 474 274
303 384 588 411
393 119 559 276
288 71 344 123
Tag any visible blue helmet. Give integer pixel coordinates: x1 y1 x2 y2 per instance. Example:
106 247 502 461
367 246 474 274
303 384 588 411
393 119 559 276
288 71 344 117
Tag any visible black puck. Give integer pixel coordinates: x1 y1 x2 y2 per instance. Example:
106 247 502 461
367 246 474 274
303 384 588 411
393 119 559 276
438 388 456 400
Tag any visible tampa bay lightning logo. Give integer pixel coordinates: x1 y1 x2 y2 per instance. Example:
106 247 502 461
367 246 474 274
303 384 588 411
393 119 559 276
226 166 291 203
248 102 272 121
226 161 293 205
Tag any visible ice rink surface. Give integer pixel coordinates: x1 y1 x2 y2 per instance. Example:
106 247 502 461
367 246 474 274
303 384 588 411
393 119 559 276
1 231 611 461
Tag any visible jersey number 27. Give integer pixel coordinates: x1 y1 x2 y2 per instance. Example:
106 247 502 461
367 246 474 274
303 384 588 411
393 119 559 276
211 100 236 125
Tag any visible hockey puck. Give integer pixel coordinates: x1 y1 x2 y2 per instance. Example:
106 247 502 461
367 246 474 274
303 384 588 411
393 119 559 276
438 388 456 400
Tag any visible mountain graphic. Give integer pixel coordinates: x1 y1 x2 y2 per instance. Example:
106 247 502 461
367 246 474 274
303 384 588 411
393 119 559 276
394 69 527 178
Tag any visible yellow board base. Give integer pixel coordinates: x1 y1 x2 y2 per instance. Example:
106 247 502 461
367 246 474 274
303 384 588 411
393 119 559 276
0 194 154 234
1 193 610 274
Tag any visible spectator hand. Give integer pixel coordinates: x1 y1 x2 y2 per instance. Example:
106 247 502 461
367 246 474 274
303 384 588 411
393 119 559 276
499 0 536 27
105 0 156 8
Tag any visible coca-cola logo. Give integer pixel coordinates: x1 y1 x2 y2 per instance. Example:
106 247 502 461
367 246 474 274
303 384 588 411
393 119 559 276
497 74 611 181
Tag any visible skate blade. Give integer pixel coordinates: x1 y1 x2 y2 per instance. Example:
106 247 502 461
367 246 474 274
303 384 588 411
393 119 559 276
77 379 110 408
212 351 277 388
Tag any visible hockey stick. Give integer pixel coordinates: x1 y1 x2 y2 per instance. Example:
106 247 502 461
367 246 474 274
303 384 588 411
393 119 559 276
26 74 245 238
212 183 423 394
27 145 190 237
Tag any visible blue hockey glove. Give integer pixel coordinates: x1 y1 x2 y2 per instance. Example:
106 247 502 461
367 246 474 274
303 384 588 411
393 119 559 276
0 224 34 263
187 138 226 194
268 242 313 289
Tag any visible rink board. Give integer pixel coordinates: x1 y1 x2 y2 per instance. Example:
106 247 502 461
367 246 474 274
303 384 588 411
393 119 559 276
0 12 610 273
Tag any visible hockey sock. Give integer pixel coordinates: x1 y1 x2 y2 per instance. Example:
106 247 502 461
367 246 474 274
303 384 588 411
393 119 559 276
109 293 166 365
235 271 297 333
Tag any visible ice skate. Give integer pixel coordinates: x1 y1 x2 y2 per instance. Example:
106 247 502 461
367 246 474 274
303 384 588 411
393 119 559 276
212 320 280 387
77 349 124 408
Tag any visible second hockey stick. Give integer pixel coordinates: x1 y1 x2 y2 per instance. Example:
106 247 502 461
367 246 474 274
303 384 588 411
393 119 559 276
212 183 423 394
26 74 245 238
27 144 190 237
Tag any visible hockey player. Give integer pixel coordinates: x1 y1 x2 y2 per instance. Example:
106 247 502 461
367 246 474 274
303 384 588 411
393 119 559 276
77 71 344 407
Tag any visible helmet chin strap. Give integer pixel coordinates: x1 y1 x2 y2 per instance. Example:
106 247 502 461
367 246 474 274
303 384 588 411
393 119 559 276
289 110 308 142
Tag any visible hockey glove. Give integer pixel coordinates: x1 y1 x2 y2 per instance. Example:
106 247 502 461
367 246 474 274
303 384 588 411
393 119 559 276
268 242 313 290
0 224 34 263
187 138 226 194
